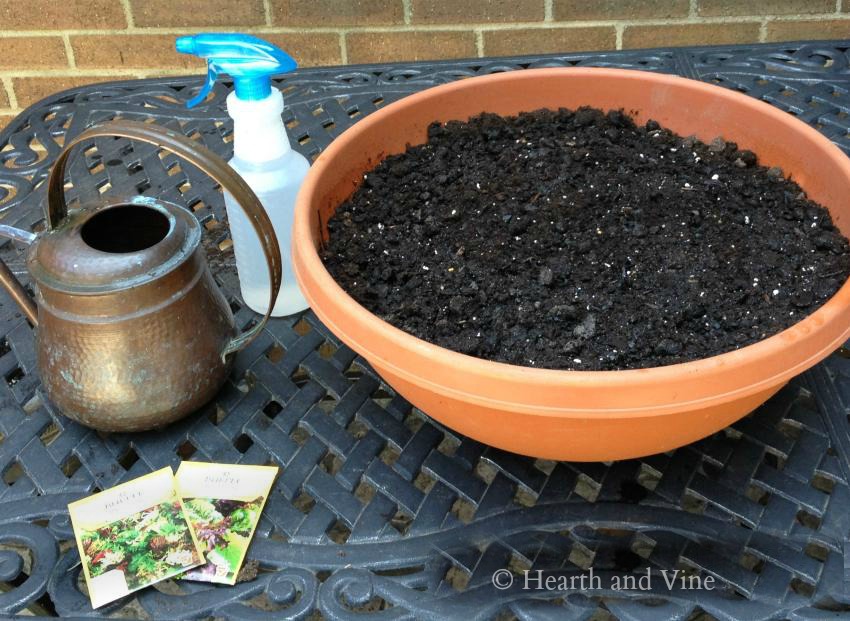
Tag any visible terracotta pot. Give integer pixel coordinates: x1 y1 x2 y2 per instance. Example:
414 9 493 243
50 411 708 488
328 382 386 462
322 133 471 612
292 68 850 461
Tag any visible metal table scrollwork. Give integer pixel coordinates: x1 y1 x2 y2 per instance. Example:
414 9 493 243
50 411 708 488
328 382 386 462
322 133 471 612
2 40 850 620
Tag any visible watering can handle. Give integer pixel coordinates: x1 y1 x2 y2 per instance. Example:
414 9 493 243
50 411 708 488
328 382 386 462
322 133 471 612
45 120 282 358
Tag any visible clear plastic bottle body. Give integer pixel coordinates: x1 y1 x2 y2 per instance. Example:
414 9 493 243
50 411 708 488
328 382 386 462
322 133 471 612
225 150 311 316
223 89 310 317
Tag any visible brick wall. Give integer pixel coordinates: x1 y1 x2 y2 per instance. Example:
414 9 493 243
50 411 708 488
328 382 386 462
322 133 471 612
0 0 848 128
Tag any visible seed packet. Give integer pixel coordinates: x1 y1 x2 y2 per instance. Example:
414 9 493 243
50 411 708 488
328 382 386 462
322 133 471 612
175 461 278 585
68 467 204 609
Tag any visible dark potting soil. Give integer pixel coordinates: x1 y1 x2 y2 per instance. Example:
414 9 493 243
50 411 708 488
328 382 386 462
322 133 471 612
321 107 850 371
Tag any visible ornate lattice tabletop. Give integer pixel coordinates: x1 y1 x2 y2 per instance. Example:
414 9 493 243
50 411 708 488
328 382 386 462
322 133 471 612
2 40 850 620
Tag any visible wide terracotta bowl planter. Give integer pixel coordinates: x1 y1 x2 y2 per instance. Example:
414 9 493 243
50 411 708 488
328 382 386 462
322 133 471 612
292 68 850 461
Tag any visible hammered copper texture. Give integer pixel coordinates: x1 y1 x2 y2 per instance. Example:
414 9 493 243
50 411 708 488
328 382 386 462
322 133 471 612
0 121 282 432
37 256 235 431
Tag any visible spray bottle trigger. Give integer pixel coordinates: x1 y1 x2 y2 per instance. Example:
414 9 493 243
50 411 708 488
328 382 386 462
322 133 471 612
186 63 219 109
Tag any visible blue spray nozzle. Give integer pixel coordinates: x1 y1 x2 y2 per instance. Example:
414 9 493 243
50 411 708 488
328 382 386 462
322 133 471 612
175 33 297 108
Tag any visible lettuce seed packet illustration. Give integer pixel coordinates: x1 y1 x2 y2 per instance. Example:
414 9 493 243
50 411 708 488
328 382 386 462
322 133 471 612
68 467 204 609
175 462 278 585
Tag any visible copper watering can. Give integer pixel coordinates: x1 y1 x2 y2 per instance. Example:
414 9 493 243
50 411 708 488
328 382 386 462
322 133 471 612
0 121 281 432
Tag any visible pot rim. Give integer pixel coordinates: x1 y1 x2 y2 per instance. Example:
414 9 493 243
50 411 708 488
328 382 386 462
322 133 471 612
293 67 850 418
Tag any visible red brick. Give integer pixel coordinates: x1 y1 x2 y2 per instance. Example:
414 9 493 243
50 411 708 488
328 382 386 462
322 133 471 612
0 0 126 28
766 19 850 41
412 0 543 24
555 0 687 21
13 77 116 109
72 35 198 70
0 113 17 133
0 37 67 70
347 31 477 63
483 27 615 56
260 33 343 67
623 22 761 49
131 0 265 27
699 0 834 16
271 0 403 26
69 33 341 72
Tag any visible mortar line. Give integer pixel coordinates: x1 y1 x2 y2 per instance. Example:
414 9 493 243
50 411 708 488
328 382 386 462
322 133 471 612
119 0 135 29
339 32 348 64
689 0 698 19
838 0 843 12
58 33 77 69
402 0 412 25
0 15 831 37
1 78 18 109
0 69 202 78
544 0 554 22
770 13 850 20
474 29 484 56
615 23 624 50
758 18 768 42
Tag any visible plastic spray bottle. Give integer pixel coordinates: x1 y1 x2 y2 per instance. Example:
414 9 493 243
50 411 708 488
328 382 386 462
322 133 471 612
176 33 310 316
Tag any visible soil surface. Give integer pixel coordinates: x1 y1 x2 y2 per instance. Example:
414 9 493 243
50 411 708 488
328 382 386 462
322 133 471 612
322 107 850 370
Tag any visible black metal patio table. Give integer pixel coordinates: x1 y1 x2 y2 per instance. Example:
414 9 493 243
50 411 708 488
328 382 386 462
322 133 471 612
2 40 850 620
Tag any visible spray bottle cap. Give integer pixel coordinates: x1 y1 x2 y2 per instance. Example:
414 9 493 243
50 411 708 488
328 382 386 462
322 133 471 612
176 33 297 108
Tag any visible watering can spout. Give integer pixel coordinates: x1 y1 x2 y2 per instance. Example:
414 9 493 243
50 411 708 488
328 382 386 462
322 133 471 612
0 224 38 326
